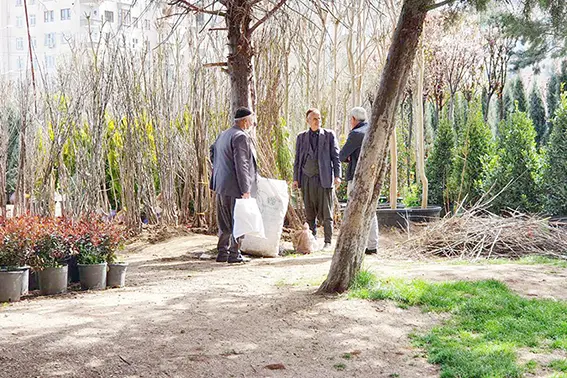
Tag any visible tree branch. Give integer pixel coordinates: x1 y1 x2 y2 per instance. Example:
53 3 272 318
169 0 227 17
248 0 287 35
427 0 454 11
203 62 228 67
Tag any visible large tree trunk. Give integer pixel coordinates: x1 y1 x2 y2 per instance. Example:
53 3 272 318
226 0 255 112
318 0 431 294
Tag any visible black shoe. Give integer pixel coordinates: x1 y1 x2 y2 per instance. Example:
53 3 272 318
365 249 377 255
228 255 250 264
323 243 332 250
216 253 229 262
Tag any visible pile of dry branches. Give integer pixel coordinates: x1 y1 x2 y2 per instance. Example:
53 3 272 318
407 205 567 260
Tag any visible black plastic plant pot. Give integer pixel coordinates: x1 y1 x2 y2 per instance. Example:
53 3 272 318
406 206 442 223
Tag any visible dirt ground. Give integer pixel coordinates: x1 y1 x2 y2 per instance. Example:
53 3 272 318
1 232 566 378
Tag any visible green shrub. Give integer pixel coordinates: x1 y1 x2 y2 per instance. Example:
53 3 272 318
450 102 493 206
426 116 455 208
529 85 547 146
512 77 527 113
543 93 567 215
486 111 542 213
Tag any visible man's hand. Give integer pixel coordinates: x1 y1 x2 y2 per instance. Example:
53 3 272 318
242 192 251 199
292 181 299 190
334 177 342 188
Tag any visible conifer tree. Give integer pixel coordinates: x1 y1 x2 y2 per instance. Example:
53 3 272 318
512 77 527 113
487 112 541 213
543 93 567 215
426 116 455 210
451 102 493 206
528 85 547 146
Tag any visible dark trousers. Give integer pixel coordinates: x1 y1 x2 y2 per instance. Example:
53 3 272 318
216 194 242 258
301 174 333 243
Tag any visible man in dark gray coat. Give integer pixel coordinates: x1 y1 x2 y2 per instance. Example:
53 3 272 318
339 107 379 254
210 107 257 263
293 108 341 249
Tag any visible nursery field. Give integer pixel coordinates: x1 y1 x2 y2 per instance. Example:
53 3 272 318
1 232 567 378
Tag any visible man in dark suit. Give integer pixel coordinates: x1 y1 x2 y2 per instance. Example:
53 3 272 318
293 108 341 249
210 107 257 263
339 107 379 254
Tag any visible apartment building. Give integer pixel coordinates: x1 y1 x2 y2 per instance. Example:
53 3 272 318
0 0 197 81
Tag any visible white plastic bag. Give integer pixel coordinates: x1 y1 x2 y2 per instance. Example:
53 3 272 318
241 177 289 257
233 198 265 239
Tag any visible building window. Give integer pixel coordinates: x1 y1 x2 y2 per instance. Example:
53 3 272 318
44 10 54 23
32 37 36 48
29 14 36 26
120 10 131 25
45 56 55 69
105 11 114 23
16 38 24 51
144 19 150 29
61 8 71 21
17 57 24 70
16 16 24 28
44 33 55 48
16 0 22 6
132 38 138 48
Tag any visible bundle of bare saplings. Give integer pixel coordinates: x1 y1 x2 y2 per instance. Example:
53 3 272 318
407 204 567 260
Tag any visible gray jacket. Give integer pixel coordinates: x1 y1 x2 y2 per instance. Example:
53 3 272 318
293 128 341 189
210 126 257 198
339 121 369 182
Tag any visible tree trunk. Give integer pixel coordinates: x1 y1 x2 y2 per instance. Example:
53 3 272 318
14 111 27 216
413 46 428 208
331 19 339 131
448 93 456 124
498 91 504 122
483 91 493 122
226 0 255 112
389 131 397 209
405 97 413 188
0 113 6 218
318 0 431 294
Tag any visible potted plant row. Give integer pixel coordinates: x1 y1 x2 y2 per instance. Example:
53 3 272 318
73 219 126 290
0 216 127 303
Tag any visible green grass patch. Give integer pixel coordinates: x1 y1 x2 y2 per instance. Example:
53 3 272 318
549 359 567 372
445 255 567 268
333 362 346 371
350 272 567 378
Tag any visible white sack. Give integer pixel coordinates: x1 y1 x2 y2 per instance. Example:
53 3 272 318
241 177 289 257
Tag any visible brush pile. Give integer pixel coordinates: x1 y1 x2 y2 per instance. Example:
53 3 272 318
407 205 567 260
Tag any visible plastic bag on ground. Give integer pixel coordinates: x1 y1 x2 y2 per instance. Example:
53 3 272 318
292 223 313 255
241 177 289 257
233 198 265 239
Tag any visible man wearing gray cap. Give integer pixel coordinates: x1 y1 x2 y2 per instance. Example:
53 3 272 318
339 107 379 254
210 107 257 263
